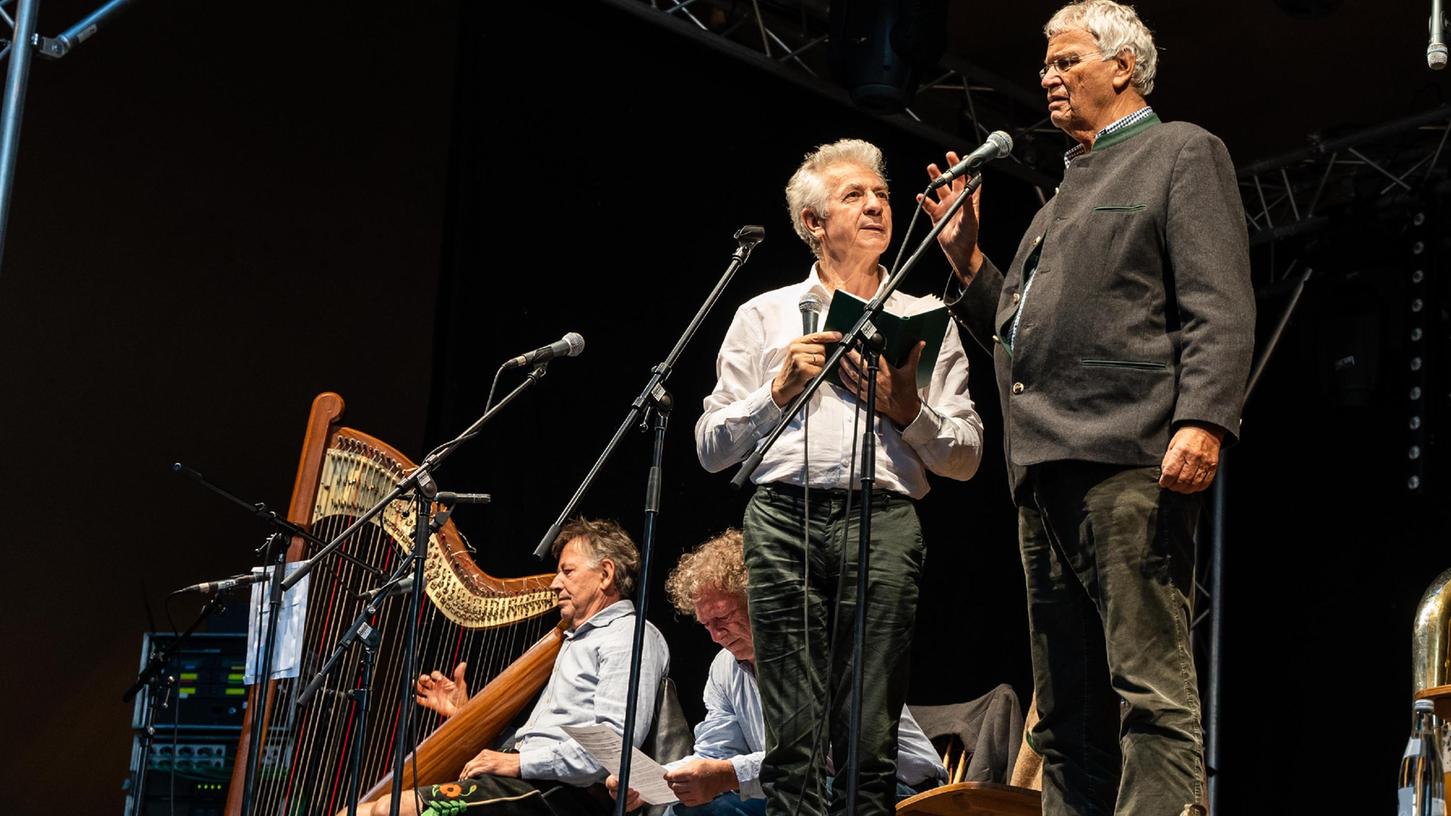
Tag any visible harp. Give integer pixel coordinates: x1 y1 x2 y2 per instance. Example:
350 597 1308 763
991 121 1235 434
223 393 562 816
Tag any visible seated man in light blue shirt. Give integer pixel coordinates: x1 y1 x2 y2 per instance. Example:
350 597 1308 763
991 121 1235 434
352 517 670 816
608 529 945 815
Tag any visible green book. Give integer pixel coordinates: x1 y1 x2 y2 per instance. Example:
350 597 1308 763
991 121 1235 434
822 289 949 391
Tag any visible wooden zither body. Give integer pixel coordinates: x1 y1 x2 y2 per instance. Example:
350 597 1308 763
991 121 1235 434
223 393 563 816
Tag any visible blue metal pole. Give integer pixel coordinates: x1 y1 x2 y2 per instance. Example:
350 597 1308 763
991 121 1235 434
0 0 42 280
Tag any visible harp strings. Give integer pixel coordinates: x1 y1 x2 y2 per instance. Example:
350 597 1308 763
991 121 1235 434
243 434 556 815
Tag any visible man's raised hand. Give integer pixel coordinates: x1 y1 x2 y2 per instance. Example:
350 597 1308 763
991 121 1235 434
919 150 985 288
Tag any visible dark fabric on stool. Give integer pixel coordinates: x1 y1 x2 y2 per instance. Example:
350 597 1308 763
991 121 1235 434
908 683 1024 784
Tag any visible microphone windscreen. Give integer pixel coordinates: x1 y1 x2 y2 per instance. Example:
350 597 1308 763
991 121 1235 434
986 130 1014 158
798 286 829 334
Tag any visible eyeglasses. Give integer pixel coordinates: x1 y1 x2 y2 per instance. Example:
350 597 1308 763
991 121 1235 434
1039 51 1103 80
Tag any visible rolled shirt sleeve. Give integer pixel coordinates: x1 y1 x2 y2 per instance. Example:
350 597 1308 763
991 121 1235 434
666 651 767 798
514 603 671 785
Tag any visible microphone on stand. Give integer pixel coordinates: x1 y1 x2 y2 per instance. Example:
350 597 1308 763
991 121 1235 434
358 574 414 602
436 492 492 505
1431 0 1447 69
928 131 1015 190
503 332 585 369
175 572 268 595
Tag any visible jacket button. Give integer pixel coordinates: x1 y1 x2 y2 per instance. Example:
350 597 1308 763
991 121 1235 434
1011 292 1021 305
991 335 1002 344
1032 235 1042 246
1011 382 1025 395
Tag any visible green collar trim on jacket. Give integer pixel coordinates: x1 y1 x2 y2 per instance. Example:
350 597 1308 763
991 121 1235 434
1092 111 1161 152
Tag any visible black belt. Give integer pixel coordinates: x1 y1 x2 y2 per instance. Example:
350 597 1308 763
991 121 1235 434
756 481 912 507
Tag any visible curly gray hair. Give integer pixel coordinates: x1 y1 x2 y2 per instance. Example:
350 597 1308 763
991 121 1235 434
784 138 888 258
665 529 748 617
1045 0 1158 96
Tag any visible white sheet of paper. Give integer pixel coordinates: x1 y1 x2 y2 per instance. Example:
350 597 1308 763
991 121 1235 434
244 562 310 684
561 724 678 805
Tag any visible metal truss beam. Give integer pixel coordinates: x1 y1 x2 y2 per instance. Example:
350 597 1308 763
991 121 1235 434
603 0 1062 192
1238 104 1451 260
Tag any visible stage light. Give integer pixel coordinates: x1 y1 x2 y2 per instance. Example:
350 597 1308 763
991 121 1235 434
828 0 947 114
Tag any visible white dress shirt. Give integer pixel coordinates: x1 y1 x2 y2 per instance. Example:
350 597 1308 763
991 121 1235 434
513 600 671 785
695 265 983 498
671 649 948 798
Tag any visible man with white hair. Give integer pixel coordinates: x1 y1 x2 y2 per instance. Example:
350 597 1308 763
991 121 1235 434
695 139 983 816
923 1 1254 814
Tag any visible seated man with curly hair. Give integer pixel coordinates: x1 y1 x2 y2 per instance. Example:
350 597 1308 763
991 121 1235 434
609 529 945 815
349 518 670 816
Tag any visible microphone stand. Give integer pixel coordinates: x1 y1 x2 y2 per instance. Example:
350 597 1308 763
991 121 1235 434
172 463 383 577
241 532 287 816
214 363 546 816
295 561 415 816
842 341 881 816
122 593 229 816
529 226 763 815
728 176 981 808
171 464 380 816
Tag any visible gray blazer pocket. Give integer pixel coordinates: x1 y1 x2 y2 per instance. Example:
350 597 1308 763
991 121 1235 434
1080 358 1167 371
1092 203 1148 212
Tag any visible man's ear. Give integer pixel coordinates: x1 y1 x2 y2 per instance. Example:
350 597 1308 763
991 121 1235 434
801 209 824 239
1112 50 1137 93
598 558 616 592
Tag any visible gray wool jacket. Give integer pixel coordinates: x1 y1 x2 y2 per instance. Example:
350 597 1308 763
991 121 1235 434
948 114 1256 498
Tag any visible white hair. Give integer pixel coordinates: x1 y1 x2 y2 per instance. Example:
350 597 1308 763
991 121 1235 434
1045 0 1158 96
784 139 888 258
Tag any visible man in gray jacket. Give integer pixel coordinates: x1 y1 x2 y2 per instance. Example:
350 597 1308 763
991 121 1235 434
923 2 1254 814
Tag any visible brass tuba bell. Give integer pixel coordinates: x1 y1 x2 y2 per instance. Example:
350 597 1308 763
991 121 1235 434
1413 567 1451 700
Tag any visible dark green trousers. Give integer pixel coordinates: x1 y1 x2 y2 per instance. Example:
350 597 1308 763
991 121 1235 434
1020 462 1205 816
742 484 924 816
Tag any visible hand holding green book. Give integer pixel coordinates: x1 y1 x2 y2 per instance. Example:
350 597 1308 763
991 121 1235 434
821 290 949 391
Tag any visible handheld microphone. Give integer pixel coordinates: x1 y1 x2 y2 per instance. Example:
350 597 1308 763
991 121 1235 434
928 131 1015 190
1431 0 1447 69
799 288 826 335
503 332 585 369
176 572 268 594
